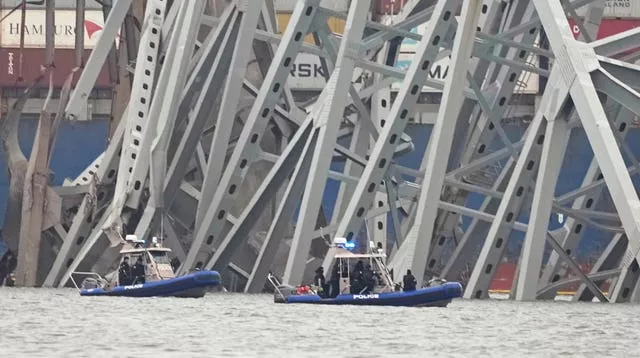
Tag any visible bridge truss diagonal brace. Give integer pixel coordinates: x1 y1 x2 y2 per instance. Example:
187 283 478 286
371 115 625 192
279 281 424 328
538 99 635 299
66 0 133 119
515 103 572 301
395 0 483 286
44 119 126 287
196 2 264 228
534 0 640 302
204 118 315 273
282 0 373 286
322 0 463 275
463 67 566 300
410 0 510 274
244 125 317 293
180 0 322 274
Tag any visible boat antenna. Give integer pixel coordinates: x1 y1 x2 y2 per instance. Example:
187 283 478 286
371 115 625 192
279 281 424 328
364 218 373 254
160 211 165 247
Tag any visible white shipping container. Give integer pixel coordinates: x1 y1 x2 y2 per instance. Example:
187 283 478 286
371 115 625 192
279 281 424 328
574 0 640 18
275 0 349 13
0 10 118 49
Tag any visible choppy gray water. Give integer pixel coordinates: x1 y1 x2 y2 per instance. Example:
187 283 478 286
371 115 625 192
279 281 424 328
1 288 639 357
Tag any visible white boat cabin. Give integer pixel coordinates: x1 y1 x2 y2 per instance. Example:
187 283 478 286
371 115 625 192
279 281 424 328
117 235 176 285
331 238 395 294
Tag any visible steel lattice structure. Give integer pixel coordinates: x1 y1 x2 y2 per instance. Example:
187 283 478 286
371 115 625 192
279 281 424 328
12 0 640 303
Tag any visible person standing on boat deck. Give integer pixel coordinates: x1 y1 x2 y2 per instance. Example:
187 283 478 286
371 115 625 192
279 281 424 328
119 257 132 285
403 269 417 291
132 256 146 284
350 260 366 294
313 266 326 297
329 264 340 298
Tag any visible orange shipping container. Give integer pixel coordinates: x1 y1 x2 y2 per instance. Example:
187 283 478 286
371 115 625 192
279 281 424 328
276 13 345 44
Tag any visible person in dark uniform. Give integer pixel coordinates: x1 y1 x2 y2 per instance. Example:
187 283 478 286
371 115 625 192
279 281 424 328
118 257 131 285
131 256 146 284
313 266 326 297
329 264 340 298
363 264 375 293
403 269 417 291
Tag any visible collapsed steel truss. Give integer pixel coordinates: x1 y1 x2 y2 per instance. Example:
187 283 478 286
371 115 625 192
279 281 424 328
22 0 640 302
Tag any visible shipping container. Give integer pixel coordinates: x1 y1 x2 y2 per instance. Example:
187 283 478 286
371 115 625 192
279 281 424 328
276 13 345 44
0 10 117 49
274 0 349 13
567 18 640 39
0 0 103 10
374 0 410 15
0 48 111 88
574 0 640 19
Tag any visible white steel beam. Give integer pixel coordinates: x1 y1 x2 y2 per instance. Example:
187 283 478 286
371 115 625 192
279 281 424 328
283 0 372 286
396 0 482 286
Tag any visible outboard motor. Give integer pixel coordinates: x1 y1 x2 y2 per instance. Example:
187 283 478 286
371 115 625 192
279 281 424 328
273 284 297 303
81 277 100 290
426 278 447 287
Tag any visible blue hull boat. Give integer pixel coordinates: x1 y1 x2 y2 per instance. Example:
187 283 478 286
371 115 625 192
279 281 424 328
282 282 463 307
80 270 221 298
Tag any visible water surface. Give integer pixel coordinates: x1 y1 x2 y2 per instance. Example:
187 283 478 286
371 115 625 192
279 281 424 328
1 288 638 357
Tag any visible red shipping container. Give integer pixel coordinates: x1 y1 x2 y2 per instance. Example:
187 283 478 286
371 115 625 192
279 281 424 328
568 18 640 39
0 48 111 88
374 0 410 15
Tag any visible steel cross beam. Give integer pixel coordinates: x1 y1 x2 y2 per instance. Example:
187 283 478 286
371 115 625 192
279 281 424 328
179 0 322 273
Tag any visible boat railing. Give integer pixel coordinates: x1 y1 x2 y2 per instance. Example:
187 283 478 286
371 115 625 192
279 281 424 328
267 273 287 301
70 271 108 290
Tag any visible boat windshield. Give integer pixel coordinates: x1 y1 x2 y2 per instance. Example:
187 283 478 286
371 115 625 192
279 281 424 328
150 251 171 265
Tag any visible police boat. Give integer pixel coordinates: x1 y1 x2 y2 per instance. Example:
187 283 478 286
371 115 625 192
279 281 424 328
71 235 221 298
268 238 462 307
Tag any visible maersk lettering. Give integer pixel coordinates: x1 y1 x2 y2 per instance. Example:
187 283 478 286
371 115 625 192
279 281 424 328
8 23 76 36
290 62 326 78
429 65 448 80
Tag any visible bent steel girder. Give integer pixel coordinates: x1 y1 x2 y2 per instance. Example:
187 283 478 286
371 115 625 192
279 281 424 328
322 0 463 274
393 0 483 286
179 0 322 273
282 0 373 286
57 0 167 287
532 0 640 303
400 0 540 282
132 3 244 242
